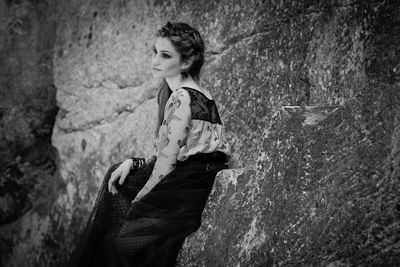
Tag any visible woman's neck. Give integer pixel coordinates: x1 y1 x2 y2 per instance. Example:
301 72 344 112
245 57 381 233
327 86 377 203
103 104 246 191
165 75 198 91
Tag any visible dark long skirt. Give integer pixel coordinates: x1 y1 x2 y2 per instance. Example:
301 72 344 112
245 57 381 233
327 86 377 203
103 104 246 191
67 152 228 267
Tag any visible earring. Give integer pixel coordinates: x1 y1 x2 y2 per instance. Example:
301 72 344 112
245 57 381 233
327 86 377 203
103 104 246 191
181 67 189 78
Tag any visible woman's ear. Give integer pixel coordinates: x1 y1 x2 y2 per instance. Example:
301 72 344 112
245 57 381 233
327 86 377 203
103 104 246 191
181 58 194 71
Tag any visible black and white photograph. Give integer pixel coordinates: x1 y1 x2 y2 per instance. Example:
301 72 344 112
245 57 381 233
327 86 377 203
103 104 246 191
0 0 399 266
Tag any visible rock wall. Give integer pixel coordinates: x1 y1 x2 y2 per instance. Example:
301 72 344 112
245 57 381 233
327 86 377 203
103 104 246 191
0 1 61 266
0 0 57 167
178 1 400 265
180 104 400 266
1 0 399 266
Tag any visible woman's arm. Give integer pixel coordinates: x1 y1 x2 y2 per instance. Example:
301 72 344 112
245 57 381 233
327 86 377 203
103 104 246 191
133 88 191 202
143 142 158 165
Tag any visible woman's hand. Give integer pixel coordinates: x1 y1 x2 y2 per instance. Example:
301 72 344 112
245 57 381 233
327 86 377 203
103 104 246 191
108 159 133 195
132 189 146 203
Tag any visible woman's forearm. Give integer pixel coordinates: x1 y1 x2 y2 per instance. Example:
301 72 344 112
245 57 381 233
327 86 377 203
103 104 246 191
133 156 173 202
145 155 157 164
134 173 162 201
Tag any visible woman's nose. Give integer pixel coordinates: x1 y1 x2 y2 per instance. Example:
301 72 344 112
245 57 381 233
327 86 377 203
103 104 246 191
151 54 159 66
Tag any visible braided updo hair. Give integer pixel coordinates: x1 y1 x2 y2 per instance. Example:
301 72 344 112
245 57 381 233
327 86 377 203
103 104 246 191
158 21 205 80
155 22 206 137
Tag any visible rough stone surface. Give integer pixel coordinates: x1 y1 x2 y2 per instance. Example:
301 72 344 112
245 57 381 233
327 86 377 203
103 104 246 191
179 104 400 266
0 0 57 167
0 0 399 266
0 1 61 266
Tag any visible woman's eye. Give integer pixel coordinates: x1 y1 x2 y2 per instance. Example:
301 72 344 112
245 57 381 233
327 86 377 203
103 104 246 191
151 47 170 58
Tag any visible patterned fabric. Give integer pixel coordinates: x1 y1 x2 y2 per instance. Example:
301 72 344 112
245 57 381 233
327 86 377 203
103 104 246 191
133 87 231 202
68 153 228 267
179 87 231 160
133 88 191 202
67 86 232 267
129 157 145 171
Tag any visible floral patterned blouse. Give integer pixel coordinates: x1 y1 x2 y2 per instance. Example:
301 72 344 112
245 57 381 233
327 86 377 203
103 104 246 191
133 87 231 202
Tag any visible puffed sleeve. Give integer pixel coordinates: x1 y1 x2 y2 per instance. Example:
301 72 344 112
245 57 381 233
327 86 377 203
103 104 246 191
133 88 191 202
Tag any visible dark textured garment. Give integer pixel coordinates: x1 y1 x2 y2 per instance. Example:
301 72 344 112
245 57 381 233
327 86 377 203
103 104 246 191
67 87 230 266
67 152 228 267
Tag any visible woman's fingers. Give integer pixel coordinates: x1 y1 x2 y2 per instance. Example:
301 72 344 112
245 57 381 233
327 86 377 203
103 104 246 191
108 171 115 192
108 169 121 194
119 169 128 185
107 161 132 194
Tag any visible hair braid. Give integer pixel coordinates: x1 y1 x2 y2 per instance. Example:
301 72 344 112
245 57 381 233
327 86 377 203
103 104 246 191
157 21 205 81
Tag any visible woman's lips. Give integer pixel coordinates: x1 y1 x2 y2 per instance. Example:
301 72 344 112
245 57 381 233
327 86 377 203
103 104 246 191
152 68 161 71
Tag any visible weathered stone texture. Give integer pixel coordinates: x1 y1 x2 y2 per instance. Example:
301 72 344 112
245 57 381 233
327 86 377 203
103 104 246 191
180 103 399 266
1 0 399 266
0 1 60 266
0 0 57 166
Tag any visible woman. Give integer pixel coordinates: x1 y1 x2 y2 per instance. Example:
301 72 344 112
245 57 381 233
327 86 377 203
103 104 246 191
68 21 231 267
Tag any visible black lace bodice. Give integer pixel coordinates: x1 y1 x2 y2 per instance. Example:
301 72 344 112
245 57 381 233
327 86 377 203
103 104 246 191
182 87 223 125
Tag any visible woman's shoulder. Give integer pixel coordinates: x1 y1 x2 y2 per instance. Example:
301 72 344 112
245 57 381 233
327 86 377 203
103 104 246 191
179 86 213 101
167 88 191 108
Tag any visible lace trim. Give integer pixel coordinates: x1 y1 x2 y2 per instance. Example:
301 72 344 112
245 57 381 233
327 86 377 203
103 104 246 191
181 87 223 124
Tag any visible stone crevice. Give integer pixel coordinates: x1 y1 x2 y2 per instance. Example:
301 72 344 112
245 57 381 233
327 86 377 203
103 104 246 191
58 97 152 133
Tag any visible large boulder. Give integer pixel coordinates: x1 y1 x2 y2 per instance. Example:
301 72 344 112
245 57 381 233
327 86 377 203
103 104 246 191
179 104 400 266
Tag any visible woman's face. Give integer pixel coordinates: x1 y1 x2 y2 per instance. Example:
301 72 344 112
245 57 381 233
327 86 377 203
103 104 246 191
151 37 183 79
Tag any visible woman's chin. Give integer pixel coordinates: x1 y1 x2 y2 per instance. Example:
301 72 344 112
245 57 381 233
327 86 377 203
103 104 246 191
152 72 163 79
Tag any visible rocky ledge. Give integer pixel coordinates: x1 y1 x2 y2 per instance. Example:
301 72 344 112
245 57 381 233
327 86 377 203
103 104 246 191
179 104 400 266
